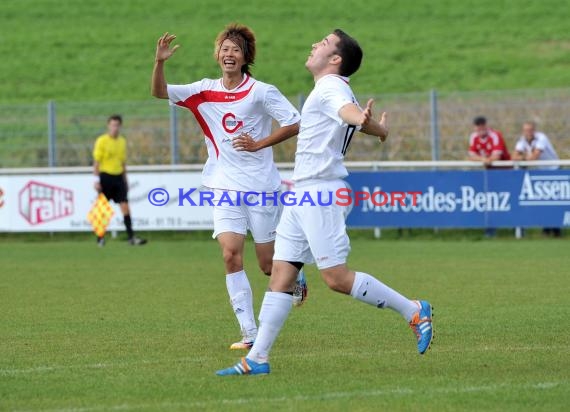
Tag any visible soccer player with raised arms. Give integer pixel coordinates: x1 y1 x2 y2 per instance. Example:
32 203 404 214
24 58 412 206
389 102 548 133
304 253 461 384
151 24 308 350
217 29 433 376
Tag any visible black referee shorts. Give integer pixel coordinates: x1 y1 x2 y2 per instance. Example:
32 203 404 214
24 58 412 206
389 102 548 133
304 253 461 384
100 172 128 203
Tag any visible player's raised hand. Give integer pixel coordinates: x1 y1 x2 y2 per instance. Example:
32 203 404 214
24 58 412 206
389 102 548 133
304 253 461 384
232 132 259 152
156 33 180 62
379 111 389 141
361 99 374 127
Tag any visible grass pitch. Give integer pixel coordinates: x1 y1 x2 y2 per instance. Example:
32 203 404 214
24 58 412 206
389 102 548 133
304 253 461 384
1 237 568 411
2 0 570 103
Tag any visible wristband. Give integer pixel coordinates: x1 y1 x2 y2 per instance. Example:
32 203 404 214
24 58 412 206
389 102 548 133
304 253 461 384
94 175 100 183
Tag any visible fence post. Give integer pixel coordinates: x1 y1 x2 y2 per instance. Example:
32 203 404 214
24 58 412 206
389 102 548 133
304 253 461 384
47 100 56 167
430 89 440 161
170 105 179 165
430 90 441 235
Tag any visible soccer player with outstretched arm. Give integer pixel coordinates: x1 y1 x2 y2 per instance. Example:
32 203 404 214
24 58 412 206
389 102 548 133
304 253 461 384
151 24 308 350
217 29 433 376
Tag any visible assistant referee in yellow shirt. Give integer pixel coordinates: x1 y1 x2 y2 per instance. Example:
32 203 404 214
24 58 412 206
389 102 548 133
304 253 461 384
93 115 146 246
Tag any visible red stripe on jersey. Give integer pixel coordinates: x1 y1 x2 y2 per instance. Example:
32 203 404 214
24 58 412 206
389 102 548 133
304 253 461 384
238 74 250 88
176 81 255 158
177 97 220 157
201 83 255 103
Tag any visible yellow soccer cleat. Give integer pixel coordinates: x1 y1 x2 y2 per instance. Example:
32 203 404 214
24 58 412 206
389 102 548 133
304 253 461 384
229 339 254 350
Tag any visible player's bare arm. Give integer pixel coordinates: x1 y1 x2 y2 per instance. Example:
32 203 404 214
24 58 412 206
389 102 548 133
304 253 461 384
232 123 299 152
151 33 180 99
361 100 389 142
339 99 389 141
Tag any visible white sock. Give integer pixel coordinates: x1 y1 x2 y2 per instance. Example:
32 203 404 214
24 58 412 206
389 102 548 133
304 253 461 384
247 292 293 363
350 271 418 321
226 270 257 339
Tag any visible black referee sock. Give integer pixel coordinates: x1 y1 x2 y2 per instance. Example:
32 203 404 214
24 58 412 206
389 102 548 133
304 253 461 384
124 214 134 239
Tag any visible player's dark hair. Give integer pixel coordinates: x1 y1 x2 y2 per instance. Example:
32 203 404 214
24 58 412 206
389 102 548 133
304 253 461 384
215 23 256 75
108 114 122 124
473 116 487 126
332 29 363 77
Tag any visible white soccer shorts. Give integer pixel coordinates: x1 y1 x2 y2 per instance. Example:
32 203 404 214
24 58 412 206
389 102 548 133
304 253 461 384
273 179 351 269
211 189 282 244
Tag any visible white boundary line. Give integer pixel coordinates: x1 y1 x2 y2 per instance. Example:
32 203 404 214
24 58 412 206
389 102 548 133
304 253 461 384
1 344 566 376
0 357 201 376
11 381 567 412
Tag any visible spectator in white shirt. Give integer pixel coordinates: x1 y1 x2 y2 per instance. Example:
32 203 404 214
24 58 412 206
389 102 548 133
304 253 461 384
512 121 559 170
513 121 561 237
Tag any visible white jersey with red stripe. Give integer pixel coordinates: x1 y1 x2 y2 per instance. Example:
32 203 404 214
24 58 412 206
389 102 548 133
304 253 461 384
167 74 300 192
292 74 359 183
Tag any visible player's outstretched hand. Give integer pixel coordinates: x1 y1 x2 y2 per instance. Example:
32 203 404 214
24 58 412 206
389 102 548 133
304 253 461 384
232 132 259 152
379 111 389 142
156 33 180 62
361 99 374 127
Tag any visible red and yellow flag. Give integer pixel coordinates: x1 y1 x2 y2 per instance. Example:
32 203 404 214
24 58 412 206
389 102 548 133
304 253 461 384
87 193 115 237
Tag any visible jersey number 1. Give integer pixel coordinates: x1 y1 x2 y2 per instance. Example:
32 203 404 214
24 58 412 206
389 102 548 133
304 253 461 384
341 125 357 156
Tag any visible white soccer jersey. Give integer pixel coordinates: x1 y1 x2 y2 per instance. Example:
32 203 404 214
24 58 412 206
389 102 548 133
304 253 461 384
515 132 559 169
168 75 300 192
292 75 359 183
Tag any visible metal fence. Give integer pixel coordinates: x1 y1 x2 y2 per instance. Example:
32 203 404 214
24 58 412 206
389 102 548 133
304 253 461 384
1 88 569 168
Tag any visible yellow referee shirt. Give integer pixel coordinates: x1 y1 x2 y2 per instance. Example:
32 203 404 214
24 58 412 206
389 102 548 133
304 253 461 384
93 134 127 175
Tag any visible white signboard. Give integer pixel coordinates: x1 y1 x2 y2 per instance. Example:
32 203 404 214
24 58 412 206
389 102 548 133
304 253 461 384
0 172 214 232
0 171 294 233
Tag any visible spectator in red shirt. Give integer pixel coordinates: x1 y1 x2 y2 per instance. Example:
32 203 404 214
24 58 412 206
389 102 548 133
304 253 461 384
467 116 511 238
468 116 511 168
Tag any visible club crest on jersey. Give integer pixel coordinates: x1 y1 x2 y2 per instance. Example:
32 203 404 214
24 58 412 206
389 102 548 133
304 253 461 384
222 112 244 134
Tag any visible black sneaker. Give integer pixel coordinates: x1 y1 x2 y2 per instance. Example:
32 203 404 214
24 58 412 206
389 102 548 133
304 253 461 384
97 237 106 247
128 237 147 246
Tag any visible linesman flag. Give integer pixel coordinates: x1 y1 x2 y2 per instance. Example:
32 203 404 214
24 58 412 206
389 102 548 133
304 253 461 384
87 193 115 237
